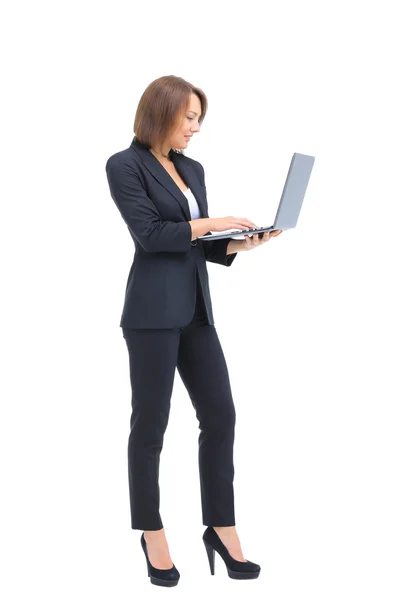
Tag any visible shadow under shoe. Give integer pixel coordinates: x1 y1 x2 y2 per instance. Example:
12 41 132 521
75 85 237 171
140 533 180 587
202 526 261 580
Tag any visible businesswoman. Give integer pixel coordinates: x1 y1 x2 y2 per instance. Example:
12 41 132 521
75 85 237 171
105 75 282 587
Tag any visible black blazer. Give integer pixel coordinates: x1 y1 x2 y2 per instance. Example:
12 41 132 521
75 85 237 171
105 138 238 329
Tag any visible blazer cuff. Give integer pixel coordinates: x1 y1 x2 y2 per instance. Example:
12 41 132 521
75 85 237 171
203 236 238 266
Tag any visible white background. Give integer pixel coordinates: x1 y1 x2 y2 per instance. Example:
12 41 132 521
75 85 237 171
1 0 399 598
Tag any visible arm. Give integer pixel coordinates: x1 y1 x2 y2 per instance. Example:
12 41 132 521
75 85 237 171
106 158 192 253
196 163 240 267
201 236 238 266
227 239 246 255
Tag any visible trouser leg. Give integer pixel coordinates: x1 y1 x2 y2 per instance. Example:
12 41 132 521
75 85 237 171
122 327 180 530
177 278 237 526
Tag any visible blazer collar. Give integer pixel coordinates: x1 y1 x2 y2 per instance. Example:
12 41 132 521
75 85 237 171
129 138 206 221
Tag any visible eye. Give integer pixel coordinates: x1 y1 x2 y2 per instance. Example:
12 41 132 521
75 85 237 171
187 117 194 120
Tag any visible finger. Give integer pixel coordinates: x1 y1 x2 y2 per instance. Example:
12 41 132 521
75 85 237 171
246 235 254 247
242 219 258 228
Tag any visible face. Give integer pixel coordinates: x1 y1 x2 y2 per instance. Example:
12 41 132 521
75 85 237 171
170 93 202 150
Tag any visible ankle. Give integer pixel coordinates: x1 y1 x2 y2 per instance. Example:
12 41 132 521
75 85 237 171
144 528 166 541
213 525 235 532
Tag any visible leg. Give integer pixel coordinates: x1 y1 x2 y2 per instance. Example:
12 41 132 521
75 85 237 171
122 327 180 531
177 317 237 527
176 277 247 561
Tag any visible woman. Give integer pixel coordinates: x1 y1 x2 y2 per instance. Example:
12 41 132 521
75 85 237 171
105 75 282 587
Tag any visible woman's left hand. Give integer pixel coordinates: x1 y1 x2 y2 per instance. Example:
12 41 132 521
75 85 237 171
242 229 283 251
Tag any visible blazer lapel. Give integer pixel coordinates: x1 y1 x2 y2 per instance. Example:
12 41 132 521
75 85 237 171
130 138 207 220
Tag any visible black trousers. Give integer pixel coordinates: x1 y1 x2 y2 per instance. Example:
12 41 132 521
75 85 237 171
122 271 236 531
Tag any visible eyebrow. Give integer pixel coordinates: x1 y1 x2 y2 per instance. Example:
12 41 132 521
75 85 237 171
188 110 202 117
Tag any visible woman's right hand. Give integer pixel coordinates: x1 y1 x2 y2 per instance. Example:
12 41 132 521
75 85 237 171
209 216 258 232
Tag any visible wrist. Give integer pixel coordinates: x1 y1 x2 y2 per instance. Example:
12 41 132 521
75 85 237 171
208 218 215 230
227 239 246 255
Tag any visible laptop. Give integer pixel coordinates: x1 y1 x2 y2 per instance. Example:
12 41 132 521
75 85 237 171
198 152 315 241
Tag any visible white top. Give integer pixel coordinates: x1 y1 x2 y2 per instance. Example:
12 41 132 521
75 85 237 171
182 187 201 220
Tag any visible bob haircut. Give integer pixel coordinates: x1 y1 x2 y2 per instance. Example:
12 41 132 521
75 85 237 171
133 75 208 157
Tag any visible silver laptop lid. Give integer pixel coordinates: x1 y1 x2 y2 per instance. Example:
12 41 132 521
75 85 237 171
274 152 315 230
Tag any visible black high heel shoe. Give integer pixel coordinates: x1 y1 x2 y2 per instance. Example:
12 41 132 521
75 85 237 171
140 532 180 587
203 526 261 579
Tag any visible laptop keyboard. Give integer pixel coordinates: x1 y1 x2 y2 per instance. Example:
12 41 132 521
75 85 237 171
229 227 265 234
204 226 267 236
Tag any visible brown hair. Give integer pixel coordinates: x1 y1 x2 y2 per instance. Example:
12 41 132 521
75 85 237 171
133 75 208 156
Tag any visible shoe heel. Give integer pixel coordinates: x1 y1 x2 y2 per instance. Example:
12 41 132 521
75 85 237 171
203 539 215 575
202 527 261 580
140 533 180 587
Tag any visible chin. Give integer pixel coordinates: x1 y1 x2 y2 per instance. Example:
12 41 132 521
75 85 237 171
172 144 186 152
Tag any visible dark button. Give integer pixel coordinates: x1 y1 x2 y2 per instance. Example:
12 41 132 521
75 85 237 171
191 240 198 246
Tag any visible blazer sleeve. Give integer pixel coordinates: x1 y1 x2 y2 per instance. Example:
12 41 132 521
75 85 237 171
106 157 192 253
198 163 238 267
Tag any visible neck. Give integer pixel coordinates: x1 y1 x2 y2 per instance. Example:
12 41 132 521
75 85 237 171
150 147 171 160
